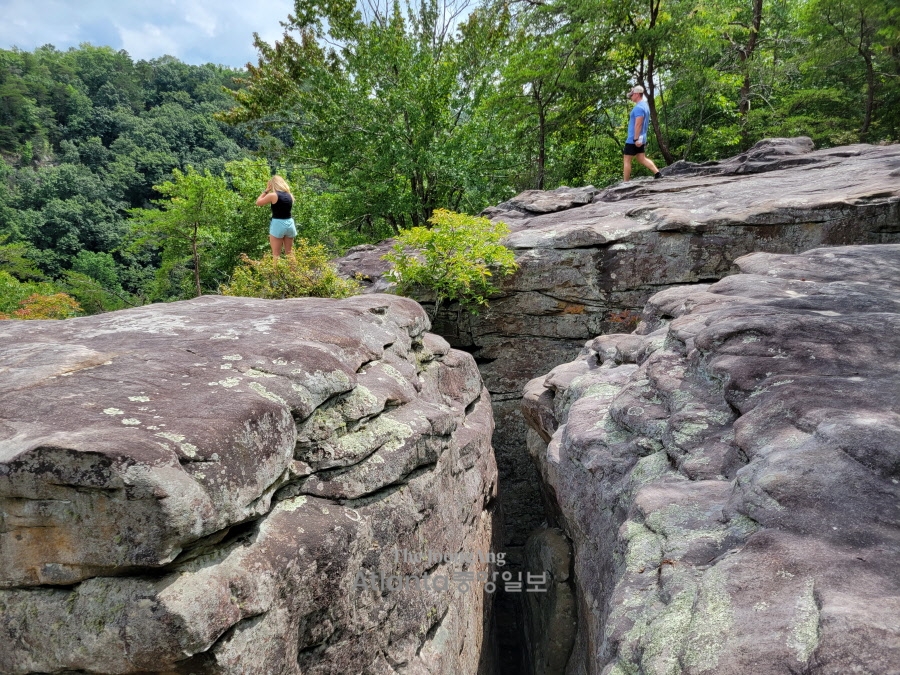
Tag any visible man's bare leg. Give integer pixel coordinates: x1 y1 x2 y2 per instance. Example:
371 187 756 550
637 153 659 175
623 155 634 181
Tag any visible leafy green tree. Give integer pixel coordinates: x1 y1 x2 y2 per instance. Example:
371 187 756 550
72 251 122 292
212 158 273 270
65 46 141 105
384 209 517 317
1 13 898 315
61 250 144 314
0 236 43 281
0 161 16 237
485 1 601 189
802 0 899 141
130 167 238 299
223 0 508 232
0 44 259 305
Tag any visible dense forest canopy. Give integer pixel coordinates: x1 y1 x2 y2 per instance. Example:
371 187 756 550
1 0 898 315
0 45 259 309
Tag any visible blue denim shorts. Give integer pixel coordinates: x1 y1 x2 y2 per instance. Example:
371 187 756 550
269 218 297 238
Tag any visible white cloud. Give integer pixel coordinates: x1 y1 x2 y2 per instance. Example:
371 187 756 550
115 23 182 62
183 0 220 39
0 0 295 67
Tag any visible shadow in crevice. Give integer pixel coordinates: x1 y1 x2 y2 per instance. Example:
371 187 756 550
493 591 527 674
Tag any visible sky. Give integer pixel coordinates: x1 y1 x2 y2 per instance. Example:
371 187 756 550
0 0 296 68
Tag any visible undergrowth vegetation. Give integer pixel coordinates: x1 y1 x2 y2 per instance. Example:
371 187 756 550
220 244 359 300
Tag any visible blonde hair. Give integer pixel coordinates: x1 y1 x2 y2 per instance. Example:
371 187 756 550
267 175 292 194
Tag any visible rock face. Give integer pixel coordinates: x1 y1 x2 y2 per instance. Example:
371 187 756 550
0 295 498 674
522 244 900 674
337 139 900 562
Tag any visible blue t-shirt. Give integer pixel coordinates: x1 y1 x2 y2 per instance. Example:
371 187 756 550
627 100 651 144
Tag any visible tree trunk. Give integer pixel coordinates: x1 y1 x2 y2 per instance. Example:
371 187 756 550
450 188 463 211
822 5 876 142
859 50 875 140
644 0 674 164
422 173 435 223
534 88 546 190
410 172 421 228
191 222 202 298
739 72 752 126
683 96 708 160
739 0 764 148
645 70 674 164
386 214 399 233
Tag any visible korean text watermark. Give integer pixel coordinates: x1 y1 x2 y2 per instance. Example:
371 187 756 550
355 547 548 593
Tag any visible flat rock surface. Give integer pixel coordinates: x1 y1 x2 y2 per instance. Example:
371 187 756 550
495 138 899 252
522 244 900 674
0 294 498 674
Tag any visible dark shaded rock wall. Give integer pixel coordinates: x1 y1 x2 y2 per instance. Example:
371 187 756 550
0 295 498 674
522 244 900 674
337 139 900 563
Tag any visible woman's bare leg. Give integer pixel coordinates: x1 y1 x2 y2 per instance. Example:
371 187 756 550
283 237 294 256
269 235 283 258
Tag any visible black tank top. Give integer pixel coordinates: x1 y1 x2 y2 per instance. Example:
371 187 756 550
270 191 293 219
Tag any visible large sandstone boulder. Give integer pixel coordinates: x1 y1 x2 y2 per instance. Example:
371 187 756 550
336 139 900 560
0 294 498 674
522 244 900 674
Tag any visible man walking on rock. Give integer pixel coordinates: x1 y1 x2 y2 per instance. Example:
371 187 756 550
623 85 662 181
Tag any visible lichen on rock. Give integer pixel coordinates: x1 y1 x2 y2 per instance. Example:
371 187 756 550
0 294 498 674
523 244 900 674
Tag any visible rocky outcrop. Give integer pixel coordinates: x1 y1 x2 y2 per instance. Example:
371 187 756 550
522 244 900 674
0 294 498 674
338 139 900 561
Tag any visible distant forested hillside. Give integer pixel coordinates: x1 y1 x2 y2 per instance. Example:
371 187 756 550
0 45 263 310
1 0 898 317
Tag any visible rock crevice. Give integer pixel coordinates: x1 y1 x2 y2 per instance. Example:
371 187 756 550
339 138 900 561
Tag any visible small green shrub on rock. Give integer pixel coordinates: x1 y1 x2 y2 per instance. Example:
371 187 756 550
384 209 518 316
220 242 359 300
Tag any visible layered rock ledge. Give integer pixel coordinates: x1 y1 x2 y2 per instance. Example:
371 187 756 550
0 294 498 674
337 139 900 556
522 244 900 674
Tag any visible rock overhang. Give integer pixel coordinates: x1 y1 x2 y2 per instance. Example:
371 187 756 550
495 140 900 252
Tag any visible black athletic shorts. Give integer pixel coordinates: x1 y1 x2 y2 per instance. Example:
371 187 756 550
623 143 645 156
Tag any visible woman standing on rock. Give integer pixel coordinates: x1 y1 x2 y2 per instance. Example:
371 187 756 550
256 175 296 258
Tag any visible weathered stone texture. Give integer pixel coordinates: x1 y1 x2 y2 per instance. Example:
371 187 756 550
0 294 498 674
522 244 900 674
